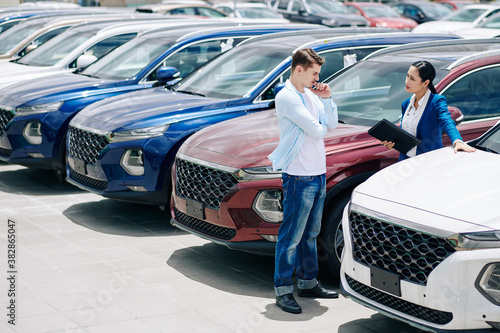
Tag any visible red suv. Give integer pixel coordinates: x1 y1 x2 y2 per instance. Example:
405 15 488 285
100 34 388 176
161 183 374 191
170 39 500 279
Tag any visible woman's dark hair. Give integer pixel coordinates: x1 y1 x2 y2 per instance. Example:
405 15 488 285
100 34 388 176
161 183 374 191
411 60 437 94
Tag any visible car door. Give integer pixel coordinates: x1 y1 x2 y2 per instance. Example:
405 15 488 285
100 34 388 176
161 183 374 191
441 64 500 143
288 0 314 24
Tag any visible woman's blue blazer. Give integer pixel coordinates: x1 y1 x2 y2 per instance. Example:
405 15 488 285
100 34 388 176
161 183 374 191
399 93 462 160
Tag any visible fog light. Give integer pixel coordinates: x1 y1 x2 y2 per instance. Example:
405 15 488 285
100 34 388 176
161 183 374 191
28 153 43 158
126 185 147 192
476 262 500 305
22 121 42 145
120 149 144 176
261 235 278 242
252 189 283 223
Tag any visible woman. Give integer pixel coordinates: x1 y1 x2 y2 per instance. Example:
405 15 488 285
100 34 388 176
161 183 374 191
382 60 475 159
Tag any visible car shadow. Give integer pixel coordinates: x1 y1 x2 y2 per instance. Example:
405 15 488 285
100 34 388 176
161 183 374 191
0 162 82 195
338 313 423 332
167 243 334 322
63 199 184 237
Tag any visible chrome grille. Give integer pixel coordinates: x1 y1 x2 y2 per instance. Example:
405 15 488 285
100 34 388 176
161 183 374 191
0 108 14 136
68 126 108 164
346 274 453 325
174 208 236 240
175 158 238 209
350 211 455 285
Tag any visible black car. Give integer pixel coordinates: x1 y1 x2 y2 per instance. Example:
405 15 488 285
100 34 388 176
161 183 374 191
388 0 452 24
267 0 369 27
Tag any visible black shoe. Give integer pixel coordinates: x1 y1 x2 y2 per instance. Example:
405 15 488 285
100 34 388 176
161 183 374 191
298 282 339 299
276 293 302 314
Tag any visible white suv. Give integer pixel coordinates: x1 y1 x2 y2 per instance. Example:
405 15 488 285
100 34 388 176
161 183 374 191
341 122 500 331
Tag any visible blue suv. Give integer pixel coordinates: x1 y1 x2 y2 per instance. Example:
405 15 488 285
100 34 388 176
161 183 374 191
65 31 460 207
0 23 319 178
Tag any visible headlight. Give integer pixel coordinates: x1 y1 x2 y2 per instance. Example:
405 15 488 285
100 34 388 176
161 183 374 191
452 231 500 249
16 101 63 115
252 189 283 223
22 121 42 145
321 18 336 26
120 149 144 176
107 125 168 143
238 166 281 180
476 263 500 305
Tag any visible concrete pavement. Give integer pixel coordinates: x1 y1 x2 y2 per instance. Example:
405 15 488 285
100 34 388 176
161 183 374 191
0 161 422 333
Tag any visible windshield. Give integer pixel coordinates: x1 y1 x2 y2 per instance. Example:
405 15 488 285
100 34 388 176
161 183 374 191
18 27 98 66
420 3 451 19
362 6 401 18
239 7 283 18
445 8 486 22
82 36 175 80
174 45 288 99
0 19 46 54
327 60 446 127
475 125 500 153
478 12 500 29
308 0 348 15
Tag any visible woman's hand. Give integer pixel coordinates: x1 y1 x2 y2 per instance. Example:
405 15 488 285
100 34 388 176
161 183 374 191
454 141 476 153
381 140 395 150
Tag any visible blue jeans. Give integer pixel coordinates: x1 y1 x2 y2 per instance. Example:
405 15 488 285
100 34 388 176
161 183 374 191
274 173 326 296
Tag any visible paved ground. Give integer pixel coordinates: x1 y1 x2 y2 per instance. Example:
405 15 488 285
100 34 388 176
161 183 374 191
0 161 424 333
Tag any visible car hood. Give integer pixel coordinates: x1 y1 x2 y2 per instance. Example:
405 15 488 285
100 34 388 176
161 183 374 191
71 88 227 132
179 109 373 169
453 27 500 39
0 60 54 80
369 17 416 28
0 73 112 106
353 148 500 229
322 13 367 24
412 21 474 33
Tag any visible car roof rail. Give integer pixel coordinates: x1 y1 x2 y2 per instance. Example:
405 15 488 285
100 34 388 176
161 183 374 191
447 48 500 70
363 38 500 60
237 27 337 46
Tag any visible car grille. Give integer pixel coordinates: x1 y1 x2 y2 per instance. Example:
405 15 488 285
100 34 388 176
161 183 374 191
0 108 15 136
68 126 108 164
349 211 455 285
174 208 236 240
69 168 108 191
175 158 238 209
346 274 453 325
0 147 12 157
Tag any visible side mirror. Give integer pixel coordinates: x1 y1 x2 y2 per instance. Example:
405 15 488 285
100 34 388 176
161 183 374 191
449 106 464 126
76 54 98 70
24 44 38 54
274 82 286 98
298 8 308 16
156 66 180 86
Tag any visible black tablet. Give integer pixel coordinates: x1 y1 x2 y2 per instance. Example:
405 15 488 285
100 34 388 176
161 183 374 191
368 119 421 155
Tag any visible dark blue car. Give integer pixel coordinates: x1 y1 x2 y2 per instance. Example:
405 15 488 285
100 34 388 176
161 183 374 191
0 23 321 177
64 31 460 207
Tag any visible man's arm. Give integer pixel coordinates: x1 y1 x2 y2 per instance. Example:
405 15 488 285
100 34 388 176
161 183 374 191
277 93 326 139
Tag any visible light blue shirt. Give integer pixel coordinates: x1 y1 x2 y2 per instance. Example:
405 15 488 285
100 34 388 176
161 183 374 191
268 80 338 172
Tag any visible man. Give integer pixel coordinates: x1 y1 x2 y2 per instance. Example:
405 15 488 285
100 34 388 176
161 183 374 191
268 48 339 314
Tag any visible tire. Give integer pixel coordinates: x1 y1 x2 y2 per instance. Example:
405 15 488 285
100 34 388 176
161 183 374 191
318 194 351 282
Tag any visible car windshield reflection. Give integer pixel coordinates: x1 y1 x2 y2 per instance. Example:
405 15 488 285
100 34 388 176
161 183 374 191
173 45 289 99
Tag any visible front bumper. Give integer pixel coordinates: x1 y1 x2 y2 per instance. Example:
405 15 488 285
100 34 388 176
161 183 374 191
340 205 500 331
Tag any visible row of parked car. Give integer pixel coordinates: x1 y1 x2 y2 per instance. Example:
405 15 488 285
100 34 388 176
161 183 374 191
1 4 500 332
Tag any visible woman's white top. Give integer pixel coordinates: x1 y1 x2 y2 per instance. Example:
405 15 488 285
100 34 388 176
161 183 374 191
402 89 431 157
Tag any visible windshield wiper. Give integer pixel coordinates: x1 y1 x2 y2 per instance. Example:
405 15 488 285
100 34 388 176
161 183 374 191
474 145 499 154
78 73 101 79
175 89 206 97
